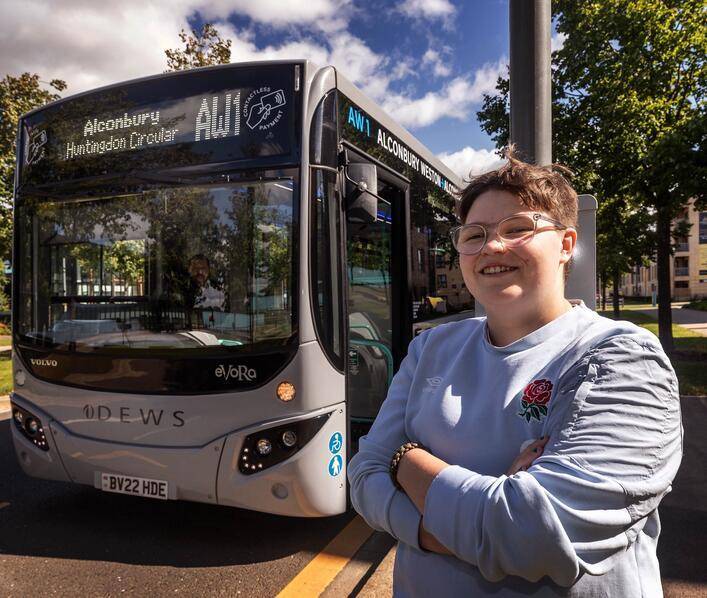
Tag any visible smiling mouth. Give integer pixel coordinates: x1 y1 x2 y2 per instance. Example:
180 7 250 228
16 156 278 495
481 265 518 275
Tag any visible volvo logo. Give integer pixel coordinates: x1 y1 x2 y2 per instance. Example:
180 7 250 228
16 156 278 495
215 364 257 382
30 358 58 367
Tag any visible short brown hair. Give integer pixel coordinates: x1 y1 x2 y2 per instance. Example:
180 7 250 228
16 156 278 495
457 146 578 227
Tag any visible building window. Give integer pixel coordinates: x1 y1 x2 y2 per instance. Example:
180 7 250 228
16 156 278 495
437 274 447 288
674 256 689 277
435 254 445 267
675 281 689 289
417 248 425 272
700 213 707 244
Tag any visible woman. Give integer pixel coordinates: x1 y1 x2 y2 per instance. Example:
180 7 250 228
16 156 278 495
348 151 682 597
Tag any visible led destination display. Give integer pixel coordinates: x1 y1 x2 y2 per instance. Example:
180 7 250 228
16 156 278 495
19 63 300 187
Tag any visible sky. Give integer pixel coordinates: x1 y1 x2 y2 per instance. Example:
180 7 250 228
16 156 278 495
0 0 536 179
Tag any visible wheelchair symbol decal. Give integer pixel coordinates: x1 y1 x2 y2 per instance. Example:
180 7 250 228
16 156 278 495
329 432 342 454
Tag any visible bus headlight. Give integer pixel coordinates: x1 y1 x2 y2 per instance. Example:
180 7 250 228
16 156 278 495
238 412 331 475
11 402 49 452
281 430 297 448
256 438 272 455
26 418 39 435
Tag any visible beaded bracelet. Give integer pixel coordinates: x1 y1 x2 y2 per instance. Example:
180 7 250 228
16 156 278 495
390 442 428 489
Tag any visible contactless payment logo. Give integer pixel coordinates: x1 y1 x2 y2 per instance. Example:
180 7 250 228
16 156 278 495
243 87 286 131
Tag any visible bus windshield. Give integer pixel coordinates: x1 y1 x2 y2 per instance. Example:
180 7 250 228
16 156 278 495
16 178 297 352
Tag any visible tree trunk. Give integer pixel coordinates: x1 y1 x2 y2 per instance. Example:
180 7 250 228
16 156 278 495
656 206 674 353
612 268 621 319
601 276 607 311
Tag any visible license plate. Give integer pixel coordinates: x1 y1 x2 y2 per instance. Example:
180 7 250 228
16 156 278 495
100 473 169 500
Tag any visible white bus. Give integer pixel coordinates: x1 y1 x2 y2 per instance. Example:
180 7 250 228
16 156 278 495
10 60 467 517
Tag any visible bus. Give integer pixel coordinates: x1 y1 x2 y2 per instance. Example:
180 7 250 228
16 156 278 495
9 60 468 517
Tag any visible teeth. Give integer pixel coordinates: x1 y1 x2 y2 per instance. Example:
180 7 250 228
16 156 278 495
483 266 515 274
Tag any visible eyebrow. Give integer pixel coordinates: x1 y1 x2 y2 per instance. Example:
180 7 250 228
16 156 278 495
465 214 535 226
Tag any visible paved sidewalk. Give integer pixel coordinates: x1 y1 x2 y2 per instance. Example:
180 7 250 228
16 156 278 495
0 393 9 413
637 307 707 336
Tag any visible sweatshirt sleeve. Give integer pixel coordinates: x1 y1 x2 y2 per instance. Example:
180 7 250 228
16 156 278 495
421 335 683 586
347 332 427 550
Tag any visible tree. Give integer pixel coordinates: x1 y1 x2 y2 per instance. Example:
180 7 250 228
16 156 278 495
0 73 66 308
165 23 232 72
554 0 706 353
478 0 706 352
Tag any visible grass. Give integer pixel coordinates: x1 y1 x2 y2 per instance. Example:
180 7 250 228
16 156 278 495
0 353 11 395
0 336 10 347
599 309 707 395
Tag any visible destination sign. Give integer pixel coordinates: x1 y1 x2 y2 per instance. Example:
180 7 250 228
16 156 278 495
343 102 458 196
19 64 300 187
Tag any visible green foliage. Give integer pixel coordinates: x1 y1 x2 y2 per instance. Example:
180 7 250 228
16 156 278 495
0 73 66 310
477 0 706 348
164 23 232 72
683 300 707 312
0 74 66 264
0 353 12 394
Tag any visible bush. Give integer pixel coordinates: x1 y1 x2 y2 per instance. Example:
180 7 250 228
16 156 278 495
683 300 707 311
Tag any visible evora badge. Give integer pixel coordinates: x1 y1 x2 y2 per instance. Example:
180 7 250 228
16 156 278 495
215 364 257 382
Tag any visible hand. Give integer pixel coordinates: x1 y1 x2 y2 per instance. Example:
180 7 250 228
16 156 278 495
506 436 549 475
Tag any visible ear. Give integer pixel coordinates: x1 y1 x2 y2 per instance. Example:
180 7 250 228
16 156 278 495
559 227 577 265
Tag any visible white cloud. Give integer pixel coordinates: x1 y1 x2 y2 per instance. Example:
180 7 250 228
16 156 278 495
0 0 351 95
0 0 187 93
198 0 351 29
0 0 503 135
437 147 505 179
398 0 456 20
382 58 505 128
422 48 451 78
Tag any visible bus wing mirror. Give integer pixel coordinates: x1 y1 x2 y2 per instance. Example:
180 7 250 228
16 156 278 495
344 163 378 224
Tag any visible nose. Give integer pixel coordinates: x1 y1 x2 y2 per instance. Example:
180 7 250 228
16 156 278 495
481 230 506 254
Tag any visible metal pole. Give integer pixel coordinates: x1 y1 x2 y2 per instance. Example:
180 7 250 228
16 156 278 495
509 0 552 166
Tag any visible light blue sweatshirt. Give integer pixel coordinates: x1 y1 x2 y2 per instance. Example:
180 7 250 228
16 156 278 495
348 303 683 597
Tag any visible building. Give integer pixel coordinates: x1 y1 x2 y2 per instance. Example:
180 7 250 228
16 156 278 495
620 199 704 301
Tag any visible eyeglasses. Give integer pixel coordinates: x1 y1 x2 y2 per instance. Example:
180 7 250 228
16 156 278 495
450 213 567 256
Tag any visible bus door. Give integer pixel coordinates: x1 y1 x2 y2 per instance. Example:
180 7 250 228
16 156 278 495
343 152 411 428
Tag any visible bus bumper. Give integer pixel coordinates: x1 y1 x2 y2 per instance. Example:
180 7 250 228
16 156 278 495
216 405 347 517
10 394 347 517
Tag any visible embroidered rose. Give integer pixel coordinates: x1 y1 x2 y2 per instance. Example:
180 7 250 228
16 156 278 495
518 379 553 422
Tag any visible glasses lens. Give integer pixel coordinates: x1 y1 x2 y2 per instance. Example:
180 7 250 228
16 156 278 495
454 225 485 254
498 216 535 244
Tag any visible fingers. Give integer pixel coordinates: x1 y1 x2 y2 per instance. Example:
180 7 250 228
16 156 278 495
506 436 551 476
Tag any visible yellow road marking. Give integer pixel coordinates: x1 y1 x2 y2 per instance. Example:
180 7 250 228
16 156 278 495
276 515 373 598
